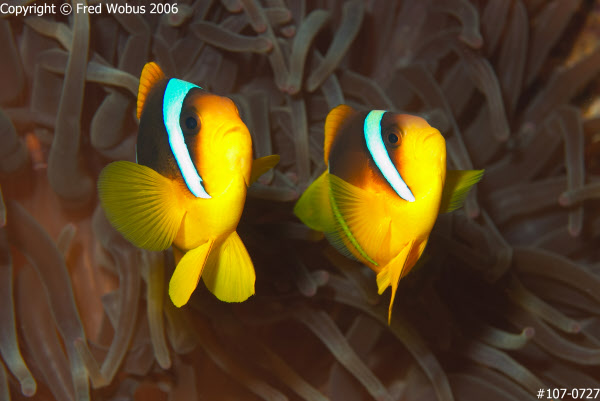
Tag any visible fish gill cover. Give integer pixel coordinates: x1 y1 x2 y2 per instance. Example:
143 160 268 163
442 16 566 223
0 0 599 400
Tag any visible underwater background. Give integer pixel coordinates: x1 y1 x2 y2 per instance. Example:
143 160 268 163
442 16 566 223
1 0 600 400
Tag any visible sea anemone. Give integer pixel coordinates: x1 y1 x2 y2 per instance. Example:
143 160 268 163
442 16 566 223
1 0 599 400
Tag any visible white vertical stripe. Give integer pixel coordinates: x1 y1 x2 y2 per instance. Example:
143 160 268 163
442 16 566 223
163 78 211 199
363 110 415 202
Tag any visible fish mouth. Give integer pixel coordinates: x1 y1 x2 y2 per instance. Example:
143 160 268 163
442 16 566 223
221 123 250 138
422 130 444 145
419 130 445 159
211 124 250 148
422 132 438 144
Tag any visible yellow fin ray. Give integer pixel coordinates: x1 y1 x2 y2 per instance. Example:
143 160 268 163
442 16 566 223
98 161 185 251
324 105 357 164
293 171 336 232
376 240 415 324
202 231 255 302
249 154 280 185
169 239 214 307
137 62 166 119
323 230 362 262
439 169 484 213
328 173 393 266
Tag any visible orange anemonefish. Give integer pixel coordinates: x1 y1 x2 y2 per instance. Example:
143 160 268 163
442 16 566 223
98 62 279 307
294 105 483 322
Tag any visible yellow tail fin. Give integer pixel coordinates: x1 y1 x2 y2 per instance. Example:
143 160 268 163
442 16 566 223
202 231 255 302
169 239 214 307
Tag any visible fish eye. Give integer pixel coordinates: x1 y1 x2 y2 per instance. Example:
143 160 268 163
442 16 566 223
383 128 402 147
185 117 197 130
180 113 200 135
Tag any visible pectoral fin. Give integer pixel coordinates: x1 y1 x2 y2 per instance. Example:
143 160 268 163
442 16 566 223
376 240 415 324
294 171 336 232
169 239 214 307
328 173 392 266
202 231 255 302
98 161 185 251
439 169 484 213
249 155 280 185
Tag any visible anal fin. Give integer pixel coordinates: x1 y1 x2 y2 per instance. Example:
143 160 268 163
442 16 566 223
376 240 415 324
202 231 256 303
169 239 214 307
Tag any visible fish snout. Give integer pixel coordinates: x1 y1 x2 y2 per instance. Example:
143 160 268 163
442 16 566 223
421 130 445 155
221 123 252 146
218 122 253 172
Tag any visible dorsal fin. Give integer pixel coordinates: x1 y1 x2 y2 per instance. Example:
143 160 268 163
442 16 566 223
324 104 357 165
137 62 166 119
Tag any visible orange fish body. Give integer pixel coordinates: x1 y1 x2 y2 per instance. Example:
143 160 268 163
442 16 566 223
99 62 279 307
295 105 483 321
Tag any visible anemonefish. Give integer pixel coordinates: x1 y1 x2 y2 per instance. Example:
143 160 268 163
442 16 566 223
294 105 483 322
98 62 279 307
